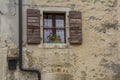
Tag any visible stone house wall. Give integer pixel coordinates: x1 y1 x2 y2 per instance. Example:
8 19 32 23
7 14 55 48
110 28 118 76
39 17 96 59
0 0 120 80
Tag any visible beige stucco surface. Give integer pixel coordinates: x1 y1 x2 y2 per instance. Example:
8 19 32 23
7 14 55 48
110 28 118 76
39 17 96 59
0 0 120 80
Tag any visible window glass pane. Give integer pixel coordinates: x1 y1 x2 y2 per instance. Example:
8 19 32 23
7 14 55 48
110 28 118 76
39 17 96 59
44 29 52 43
44 15 52 28
56 29 65 43
56 15 64 28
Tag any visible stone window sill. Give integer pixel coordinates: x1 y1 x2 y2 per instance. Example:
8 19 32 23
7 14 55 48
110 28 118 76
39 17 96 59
38 43 71 49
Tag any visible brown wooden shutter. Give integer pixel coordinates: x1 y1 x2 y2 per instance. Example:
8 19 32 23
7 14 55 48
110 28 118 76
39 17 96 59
69 11 82 45
27 9 41 44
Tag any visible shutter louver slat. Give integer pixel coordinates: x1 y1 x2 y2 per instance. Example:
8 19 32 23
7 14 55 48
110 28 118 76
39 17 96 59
69 11 82 45
27 9 41 44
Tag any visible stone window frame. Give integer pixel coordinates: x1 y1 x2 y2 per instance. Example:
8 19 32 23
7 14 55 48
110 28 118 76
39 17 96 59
38 7 71 48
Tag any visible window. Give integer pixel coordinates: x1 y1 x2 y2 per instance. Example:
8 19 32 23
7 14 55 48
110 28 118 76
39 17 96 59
43 13 66 43
27 8 82 45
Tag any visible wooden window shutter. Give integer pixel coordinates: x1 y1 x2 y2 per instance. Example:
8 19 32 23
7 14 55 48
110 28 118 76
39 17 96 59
27 9 41 44
69 11 82 45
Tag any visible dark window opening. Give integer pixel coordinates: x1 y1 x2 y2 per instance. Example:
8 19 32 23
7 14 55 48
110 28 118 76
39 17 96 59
43 13 66 43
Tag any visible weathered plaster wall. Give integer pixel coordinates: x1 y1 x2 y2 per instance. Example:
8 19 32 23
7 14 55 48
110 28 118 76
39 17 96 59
0 0 120 80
